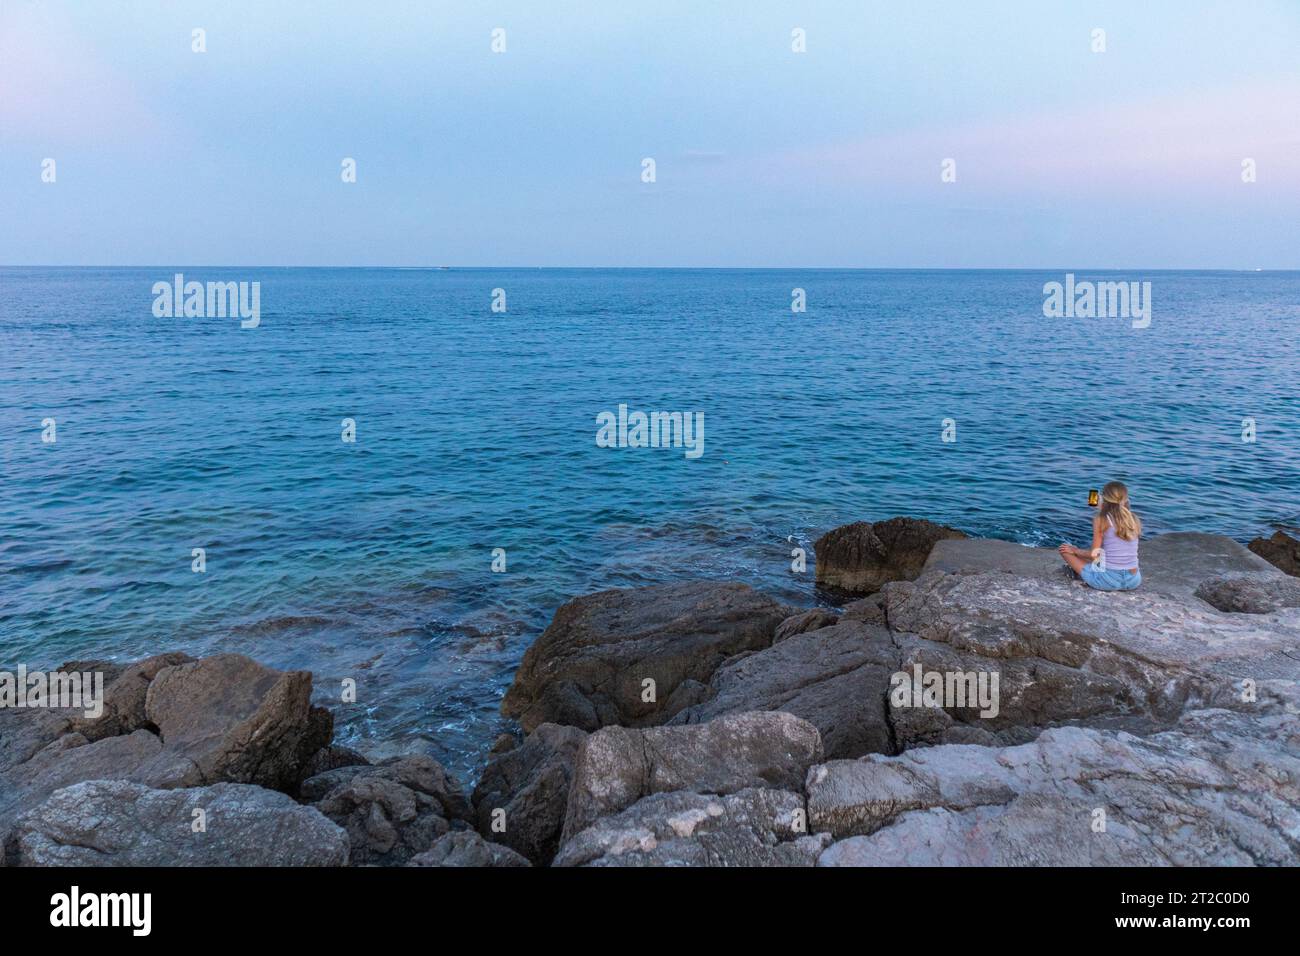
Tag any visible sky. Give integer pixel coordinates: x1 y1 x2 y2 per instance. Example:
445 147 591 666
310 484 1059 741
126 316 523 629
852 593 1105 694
1 0 1297 268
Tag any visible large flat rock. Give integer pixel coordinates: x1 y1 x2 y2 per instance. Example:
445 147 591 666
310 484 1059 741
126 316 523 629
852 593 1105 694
0 731 163 838
924 532 1287 601
886 570 1300 713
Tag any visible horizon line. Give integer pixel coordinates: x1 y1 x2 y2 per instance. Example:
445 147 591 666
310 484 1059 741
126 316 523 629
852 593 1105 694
2 264 1296 273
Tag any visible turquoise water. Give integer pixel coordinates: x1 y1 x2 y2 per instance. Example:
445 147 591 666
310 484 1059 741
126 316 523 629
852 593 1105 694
3 267 1298 779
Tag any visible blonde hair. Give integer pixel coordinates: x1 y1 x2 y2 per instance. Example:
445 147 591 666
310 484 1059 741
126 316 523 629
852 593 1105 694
1098 481 1141 541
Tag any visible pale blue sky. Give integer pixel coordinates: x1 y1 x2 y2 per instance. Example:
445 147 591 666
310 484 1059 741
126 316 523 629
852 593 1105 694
2 0 1297 267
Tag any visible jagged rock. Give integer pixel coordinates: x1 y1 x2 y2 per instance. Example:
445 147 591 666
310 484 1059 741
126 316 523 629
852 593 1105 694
471 723 586 865
301 755 470 866
502 581 788 732
670 621 899 759
1195 575 1300 614
68 652 196 741
842 593 887 625
1248 530 1300 578
130 654 331 791
0 654 185 774
0 653 336 844
774 608 840 642
554 788 831 867
562 711 823 842
297 744 370 784
7 780 349 866
811 709 1299 866
815 517 966 593
407 830 531 867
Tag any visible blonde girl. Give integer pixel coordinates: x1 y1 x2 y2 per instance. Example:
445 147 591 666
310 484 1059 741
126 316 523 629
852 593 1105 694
1058 481 1142 591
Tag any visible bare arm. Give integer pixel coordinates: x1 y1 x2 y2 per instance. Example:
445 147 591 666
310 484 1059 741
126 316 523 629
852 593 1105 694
1085 517 1105 556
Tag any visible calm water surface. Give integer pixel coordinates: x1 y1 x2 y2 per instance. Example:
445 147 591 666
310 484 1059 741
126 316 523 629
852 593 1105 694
3 267 1298 780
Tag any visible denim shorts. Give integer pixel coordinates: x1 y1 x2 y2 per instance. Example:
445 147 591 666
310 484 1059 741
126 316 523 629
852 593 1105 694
1079 565 1141 591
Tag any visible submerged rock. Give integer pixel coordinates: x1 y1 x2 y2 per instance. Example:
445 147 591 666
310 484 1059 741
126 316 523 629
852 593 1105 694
7 780 349 866
814 517 966 594
501 580 788 732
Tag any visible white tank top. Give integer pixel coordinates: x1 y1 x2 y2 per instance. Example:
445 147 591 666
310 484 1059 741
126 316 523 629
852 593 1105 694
1101 518 1139 570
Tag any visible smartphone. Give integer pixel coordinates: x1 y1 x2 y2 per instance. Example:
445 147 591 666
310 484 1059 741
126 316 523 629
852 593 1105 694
1088 489 1099 507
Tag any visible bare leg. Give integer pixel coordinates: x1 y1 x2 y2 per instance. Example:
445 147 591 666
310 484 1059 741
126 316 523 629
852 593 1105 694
1058 546 1088 575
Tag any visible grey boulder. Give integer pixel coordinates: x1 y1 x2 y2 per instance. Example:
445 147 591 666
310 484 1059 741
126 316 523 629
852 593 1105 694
562 710 823 842
134 654 332 790
669 621 900 759
7 780 349 866
815 517 966 593
1247 529 1300 578
1194 575 1300 614
470 722 586 865
501 581 788 732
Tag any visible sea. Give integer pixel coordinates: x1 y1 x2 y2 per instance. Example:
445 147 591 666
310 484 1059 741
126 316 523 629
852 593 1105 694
3 267 1297 781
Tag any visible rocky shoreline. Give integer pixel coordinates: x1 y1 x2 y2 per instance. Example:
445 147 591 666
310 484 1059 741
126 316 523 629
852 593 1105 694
3 519 1298 867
